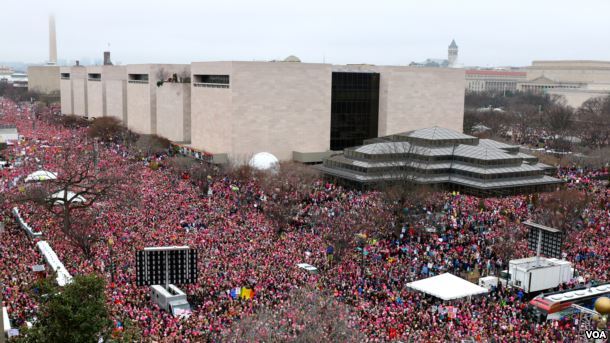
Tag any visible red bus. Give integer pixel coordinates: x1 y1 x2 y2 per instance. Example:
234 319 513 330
529 283 610 321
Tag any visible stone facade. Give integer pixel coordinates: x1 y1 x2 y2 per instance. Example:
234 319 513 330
126 64 189 135
86 66 104 119
527 60 610 83
465 70 527 92
28 66 60 94
103 66 128 124
377 66 465 137
70 67 88 117
156 82 191 143
190 61 333 161
518 61 610 105
56 60 465 162
59 67 73 115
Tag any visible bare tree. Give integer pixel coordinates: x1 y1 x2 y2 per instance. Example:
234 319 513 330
577 95 610 148
18 144 125 258
224 287 363 342
133 134 170 157
178 69 191 83
57 115 89 129
155 68 168 83
543 104 574 137
531 189 590 231
88 117 128 143
258 162 319 235
166 156 197 175
492 224 526 265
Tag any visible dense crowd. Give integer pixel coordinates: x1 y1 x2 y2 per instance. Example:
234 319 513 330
1 97 609 342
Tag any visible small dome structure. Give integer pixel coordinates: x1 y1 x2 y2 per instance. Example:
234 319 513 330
25 170 58 182
283 55 301 63
249 152 279 172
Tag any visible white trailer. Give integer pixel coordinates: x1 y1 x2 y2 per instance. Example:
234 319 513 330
150 284 191 318
509 257 573 293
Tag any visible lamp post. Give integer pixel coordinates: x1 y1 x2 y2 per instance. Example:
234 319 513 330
593 296 610 333
356 233 367 290
108 237 115 283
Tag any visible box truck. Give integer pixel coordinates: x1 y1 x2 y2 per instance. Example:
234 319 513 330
509 257 573 293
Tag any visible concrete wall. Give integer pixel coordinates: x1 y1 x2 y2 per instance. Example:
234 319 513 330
27 66 60 94
86 66 103 119
190 61 332 161
103 66 127 124
231 62 332 160
56 60 465 162
59 67 72 115
156 82 191 142
190 62 233 154
126 64 189 135
126 65 152 134
377 66 465 136
71 67 88 117
189 62 464 161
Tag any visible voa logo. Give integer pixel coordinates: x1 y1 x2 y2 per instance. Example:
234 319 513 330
584 329 608 339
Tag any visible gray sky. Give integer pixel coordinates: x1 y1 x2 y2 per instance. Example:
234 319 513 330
3 0 610 67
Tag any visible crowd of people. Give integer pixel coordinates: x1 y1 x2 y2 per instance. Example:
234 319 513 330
1 97 609 342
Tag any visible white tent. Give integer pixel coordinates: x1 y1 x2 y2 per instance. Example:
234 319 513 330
249 152 279 172
406 273 488 300
296 263 319 274
25 170 57 182
49 190 86 204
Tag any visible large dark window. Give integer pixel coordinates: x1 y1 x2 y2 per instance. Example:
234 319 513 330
193 74 230 88
128 74 149 84
331 72 380 150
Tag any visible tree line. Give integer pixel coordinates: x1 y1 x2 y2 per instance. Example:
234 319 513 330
463 91 610 161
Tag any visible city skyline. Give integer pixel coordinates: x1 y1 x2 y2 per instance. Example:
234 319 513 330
3 0 610 67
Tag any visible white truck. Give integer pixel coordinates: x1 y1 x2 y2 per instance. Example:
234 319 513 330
509 257 573 293
150 285 191 318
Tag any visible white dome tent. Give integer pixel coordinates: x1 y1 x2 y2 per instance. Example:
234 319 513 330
25 170 57 182
249 152 280 173
49 190 86 205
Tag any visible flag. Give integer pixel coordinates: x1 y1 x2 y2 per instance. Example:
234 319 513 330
230 287 241 299
240 287 253 300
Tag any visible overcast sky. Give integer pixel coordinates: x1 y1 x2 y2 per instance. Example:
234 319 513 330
3 0 610 67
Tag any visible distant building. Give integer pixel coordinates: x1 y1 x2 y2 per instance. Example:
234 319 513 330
517 76 582 93
448 39 458 68
517 60 610 107
410 40 460 68
525 60 610 84
465 70 527 93
27 15 60 94
0 68 28 88
546 84 610 108
28 66 60 94
0 66 14 75
316 127 561 196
